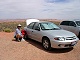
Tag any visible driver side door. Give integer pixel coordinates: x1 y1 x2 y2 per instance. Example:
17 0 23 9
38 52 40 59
68 21 79 36
32 23 42 42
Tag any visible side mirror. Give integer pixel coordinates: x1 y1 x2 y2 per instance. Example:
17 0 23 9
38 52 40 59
74 25 76 27
35 28 40 31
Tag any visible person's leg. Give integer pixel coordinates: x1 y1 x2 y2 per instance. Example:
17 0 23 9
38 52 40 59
16 34 22 42
14 36 18 41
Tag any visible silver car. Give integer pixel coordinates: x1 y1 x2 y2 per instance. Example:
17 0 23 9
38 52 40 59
60 20 80 39
24 21 79 50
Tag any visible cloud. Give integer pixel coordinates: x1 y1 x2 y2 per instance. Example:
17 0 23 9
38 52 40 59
43 0 80 19
0 0 46 19
0 0 80 19
45 0 69 3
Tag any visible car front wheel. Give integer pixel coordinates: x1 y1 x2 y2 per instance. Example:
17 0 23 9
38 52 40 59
78 32 80 39
42 38 51 50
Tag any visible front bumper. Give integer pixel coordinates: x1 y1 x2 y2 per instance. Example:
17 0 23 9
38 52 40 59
50 39 79 48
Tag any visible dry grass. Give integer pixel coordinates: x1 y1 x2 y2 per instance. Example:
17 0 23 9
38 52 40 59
0 21 26 32
0 19 62 32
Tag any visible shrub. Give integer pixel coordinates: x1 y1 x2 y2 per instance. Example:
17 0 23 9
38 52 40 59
3 28 12 33
0 21 26 32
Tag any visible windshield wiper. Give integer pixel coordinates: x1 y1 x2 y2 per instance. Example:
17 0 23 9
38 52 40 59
52 28 60 30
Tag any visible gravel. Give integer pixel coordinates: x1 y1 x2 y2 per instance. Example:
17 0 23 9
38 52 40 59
0 32 80 60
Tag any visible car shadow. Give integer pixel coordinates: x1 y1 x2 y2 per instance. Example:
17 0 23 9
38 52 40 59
25 39 73 53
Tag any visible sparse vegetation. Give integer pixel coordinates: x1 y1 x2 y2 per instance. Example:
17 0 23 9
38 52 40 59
49 21 60 25
0 21 26 32
3 28 12 33
0 19 61 32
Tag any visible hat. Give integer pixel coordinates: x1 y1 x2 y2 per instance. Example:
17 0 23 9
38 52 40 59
17 24 21 27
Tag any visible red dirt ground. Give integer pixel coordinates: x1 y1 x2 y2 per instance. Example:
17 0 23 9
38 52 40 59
0 32 80 60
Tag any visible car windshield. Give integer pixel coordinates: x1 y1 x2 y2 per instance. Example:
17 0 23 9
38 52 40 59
40 22 60 30
76 21 80 26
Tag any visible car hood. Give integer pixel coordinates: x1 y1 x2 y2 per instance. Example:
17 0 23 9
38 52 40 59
77 26 80 29
43 29 76 37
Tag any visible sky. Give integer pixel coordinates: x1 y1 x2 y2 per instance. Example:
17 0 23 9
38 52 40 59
0 0 80 19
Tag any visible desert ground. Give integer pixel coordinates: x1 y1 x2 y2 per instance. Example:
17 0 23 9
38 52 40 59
0 32 80 60
0 19 80 60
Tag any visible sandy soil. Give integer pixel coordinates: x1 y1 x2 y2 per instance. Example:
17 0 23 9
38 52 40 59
0 32 80 60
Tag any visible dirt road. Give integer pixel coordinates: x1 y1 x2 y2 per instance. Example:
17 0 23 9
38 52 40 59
0 32 80 60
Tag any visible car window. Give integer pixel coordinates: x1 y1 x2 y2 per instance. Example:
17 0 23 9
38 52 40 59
60 21 70 26
33 23 40 30
69 21 76 27
27 22 36 29
40 22 60 30
76 21 80 26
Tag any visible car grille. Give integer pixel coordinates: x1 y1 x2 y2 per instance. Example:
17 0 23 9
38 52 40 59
66 36 76 40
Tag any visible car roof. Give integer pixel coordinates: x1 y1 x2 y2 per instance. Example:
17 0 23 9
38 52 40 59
62 19 80 22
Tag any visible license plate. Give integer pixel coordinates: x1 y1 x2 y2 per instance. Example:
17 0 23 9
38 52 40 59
71 41 77 46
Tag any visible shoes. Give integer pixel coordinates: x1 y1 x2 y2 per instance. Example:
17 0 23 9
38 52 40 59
17 38 21 42
14 37 25 42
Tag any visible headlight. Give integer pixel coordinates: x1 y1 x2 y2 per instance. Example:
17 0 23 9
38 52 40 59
54 37 65 41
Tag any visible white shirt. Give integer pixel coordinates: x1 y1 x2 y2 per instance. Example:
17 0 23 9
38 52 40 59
14 28 22 36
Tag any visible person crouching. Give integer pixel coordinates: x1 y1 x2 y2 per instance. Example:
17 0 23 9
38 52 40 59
14 24 23 42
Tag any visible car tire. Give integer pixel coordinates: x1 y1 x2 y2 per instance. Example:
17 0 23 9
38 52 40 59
42 38 51 50
23 34 26 39
78 32 80 40
24 34 29 40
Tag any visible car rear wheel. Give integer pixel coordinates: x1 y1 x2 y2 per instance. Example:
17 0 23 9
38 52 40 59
23 34 27 39
42 38 51 50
